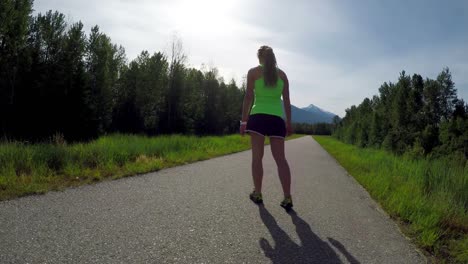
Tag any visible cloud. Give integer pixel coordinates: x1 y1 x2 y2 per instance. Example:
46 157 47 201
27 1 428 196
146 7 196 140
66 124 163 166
292 43 468 116
32 0 468 116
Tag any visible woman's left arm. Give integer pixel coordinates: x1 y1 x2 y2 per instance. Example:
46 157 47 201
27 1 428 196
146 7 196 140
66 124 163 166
240 69 255 135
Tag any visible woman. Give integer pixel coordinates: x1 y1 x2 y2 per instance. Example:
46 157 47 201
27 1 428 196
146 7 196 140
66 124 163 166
240 45 293 210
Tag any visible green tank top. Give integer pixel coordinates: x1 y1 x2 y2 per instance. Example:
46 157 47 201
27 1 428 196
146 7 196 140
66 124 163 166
250 66 284 118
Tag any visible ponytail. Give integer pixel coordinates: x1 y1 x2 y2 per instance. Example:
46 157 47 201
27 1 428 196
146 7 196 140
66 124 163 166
257 46 278 86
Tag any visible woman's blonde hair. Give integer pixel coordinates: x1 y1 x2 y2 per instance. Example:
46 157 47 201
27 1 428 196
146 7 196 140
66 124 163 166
257 45 278 86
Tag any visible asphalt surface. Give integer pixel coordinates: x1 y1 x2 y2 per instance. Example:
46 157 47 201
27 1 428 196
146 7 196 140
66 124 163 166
0 136 426 264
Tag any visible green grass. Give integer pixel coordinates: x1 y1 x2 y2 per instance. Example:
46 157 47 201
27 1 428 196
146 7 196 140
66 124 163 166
313 135 468 263
0 133 304 201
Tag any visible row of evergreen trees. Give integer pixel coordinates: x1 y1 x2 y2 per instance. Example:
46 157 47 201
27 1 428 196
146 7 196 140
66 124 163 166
334 68 467 158
1 1 244 142
292 122 335 135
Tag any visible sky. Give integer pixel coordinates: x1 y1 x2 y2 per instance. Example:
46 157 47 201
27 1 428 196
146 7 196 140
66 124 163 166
33 0 468 117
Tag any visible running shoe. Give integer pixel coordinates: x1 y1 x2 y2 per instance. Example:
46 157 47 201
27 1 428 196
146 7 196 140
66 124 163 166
280 196 293 211
249 191 263 204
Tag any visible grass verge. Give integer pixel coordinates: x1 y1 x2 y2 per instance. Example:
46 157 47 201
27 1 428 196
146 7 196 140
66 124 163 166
0 133 304 201
313 135 467 263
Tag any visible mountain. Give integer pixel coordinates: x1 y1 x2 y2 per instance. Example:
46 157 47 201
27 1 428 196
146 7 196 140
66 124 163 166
289 104 337 124
301 104 337 121
301 104 336 117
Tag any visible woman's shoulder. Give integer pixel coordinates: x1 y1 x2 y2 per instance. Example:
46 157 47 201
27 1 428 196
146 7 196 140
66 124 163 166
277 68 288 80
249 65 262 72
248 66 262 78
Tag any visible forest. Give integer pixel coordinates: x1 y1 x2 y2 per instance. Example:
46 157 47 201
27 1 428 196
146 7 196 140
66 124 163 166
334 68 467 159
331 69 468 262
1 0 246 142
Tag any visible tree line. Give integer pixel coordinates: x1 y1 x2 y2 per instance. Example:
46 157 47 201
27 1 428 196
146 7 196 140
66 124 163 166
334 68 467 158
1 0 244 142
292 122 336 135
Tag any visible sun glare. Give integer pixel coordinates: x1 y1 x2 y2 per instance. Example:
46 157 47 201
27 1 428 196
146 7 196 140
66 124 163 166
170 0 240 36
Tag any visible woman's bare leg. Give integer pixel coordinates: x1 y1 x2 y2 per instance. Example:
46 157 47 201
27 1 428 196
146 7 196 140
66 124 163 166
270 137 291 197
250 133 265 193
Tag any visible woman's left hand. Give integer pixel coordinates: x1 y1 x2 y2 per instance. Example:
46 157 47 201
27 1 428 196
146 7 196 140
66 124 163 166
240 123 247 136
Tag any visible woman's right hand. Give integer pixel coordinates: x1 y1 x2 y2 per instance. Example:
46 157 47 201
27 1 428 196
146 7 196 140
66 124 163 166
286 122 293 137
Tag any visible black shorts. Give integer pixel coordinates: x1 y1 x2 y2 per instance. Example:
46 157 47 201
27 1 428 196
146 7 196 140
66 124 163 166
246 114 286 138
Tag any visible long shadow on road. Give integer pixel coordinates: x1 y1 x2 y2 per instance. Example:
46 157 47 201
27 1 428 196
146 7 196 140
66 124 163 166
258 205 360 264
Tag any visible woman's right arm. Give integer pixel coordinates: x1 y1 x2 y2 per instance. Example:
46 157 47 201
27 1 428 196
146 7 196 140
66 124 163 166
281 71 293 136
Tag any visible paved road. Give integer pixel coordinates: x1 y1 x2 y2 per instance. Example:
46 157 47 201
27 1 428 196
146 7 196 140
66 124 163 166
0 136 425 264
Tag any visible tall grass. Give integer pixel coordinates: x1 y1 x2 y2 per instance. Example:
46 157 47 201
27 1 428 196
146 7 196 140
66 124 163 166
0 134 303 201
314 135 468 263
